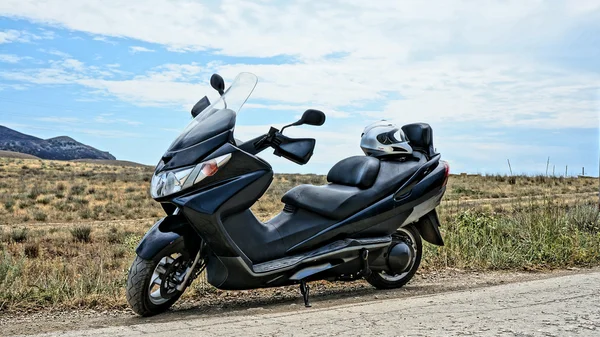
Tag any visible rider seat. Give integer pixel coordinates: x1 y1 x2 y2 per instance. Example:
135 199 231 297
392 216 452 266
281 154 425 220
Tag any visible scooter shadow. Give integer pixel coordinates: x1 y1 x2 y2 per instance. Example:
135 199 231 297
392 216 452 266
126 283 438 324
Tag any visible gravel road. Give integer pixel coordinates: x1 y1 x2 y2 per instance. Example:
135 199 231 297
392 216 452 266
13 271 599 337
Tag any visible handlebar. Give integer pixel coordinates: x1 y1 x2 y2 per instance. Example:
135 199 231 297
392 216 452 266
236 126 316 165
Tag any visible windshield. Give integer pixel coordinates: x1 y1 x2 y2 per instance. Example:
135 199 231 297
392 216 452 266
166 72 258 152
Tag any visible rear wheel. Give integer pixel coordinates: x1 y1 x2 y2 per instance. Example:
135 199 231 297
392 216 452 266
366 224 422 289
126 241 196 316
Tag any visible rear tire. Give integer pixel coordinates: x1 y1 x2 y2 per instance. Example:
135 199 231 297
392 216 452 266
366 224 422 289
126 242 188 317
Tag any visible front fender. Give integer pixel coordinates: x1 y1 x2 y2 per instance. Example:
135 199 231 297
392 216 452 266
135 214 188 260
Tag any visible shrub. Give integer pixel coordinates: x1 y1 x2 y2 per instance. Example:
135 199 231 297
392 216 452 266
56 182 66 192
567 205 599 233
27 186 42 200
24 242 40 258
79 207 92 219
112 247 127 259
37 197 53 205
70 225 92 243
19 200 32 209
107 229 124 244
70 184 87 196
4 200 15 211
11 228 28 243
33 210 48 222
68 196 89 206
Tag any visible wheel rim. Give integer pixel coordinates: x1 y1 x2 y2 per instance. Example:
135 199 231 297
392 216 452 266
148 253 187 305
378 227 418 282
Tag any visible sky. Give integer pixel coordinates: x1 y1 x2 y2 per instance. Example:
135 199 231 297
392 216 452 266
0 0 598 176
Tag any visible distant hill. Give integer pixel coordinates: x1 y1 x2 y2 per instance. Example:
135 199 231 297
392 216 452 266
0 126 116 161
71 159 149 167
0 150 41 159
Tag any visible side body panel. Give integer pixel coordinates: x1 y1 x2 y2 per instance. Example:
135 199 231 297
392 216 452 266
287 161 447 253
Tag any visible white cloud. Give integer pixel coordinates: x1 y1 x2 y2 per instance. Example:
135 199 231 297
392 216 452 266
36 116 81 123
94 114 143 126
2 53 597 130
0 29 54 44
93 36 117 45
129 46 155 54
1 0 599 58
0 54 22 63
38 48 71 58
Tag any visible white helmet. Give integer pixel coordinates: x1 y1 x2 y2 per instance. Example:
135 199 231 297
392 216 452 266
360 120 413 158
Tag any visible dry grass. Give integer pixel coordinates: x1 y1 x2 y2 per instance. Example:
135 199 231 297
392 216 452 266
0 158 163 225
0 158 596 225
0 157 598 313
0 150 41 160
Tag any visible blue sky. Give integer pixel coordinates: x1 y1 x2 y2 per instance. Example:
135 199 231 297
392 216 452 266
0 0 598 176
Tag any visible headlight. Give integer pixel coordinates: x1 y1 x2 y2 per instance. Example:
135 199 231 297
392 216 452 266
150 153 231 198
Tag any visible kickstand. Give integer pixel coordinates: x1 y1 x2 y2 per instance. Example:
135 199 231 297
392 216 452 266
300 280 311 308
360 249 372 277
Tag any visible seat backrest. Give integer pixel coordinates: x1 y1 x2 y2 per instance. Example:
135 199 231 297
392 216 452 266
401 123 436 158
327 156 380 189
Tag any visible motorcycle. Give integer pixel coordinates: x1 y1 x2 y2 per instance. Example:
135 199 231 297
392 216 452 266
126 72 449 316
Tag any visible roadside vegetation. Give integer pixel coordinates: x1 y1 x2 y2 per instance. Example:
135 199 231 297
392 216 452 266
0 157 598 312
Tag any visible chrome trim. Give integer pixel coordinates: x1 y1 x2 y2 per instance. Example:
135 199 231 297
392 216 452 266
252 237 391 274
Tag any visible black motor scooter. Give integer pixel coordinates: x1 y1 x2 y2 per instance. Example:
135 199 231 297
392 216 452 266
127 72 449 316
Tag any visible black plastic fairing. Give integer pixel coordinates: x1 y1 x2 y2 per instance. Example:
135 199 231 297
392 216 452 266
167 108 236 153
394 154 441 199
222 210 287 263
178 171 267 257
158 131 231 173
172 144 274 257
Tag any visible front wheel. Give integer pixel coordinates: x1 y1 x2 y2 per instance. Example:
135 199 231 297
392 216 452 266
366 224 422 289
126 242 194 316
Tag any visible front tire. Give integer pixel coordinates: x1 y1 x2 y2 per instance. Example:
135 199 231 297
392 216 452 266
366 224 422 289
126 243 189 316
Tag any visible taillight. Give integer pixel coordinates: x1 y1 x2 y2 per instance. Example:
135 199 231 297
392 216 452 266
442 160 450 186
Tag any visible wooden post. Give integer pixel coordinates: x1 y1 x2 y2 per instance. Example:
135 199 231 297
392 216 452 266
546 157 550 176
552 165 555 176
565 165 568 177
582 167 585 176
507 159 513 176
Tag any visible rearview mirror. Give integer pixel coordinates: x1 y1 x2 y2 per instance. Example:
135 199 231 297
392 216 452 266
280 109 326 133
191 96 211 118
298 109 326 126
210 74 225 95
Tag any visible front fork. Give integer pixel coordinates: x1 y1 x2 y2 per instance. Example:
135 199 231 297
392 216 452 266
176 249 203 291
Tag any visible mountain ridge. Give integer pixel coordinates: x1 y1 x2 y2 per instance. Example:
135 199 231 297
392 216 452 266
0 125 116 160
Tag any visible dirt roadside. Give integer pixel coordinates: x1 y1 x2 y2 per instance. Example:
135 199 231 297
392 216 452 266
2 267 598 336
